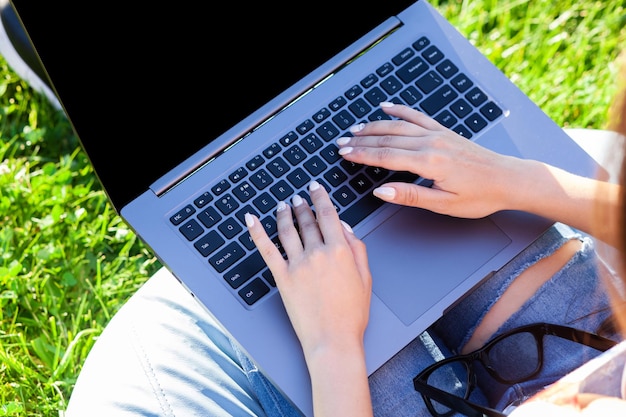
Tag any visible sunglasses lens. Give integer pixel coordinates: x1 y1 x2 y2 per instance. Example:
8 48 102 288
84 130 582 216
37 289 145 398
488 331 540 382
426 360 470 415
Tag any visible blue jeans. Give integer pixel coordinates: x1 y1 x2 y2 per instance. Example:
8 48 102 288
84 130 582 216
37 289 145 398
64 223 616 416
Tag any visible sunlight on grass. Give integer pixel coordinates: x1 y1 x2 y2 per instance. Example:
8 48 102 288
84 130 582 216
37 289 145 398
1 0 626 415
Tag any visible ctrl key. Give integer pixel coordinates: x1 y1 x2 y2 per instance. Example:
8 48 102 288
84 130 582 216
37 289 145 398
238 278 270 305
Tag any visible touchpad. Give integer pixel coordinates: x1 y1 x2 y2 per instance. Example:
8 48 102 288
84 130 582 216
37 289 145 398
363 207 511 326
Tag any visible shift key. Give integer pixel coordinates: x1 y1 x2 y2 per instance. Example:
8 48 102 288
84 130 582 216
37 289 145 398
223 251 265 289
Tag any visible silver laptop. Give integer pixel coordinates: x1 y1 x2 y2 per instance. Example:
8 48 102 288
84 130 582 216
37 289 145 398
10 1 603 415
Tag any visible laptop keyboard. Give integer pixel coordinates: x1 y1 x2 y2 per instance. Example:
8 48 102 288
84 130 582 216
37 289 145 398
168 35 504 308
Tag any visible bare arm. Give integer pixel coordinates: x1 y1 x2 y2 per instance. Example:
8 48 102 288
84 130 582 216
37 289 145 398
247 181 373 417
337 102 621 247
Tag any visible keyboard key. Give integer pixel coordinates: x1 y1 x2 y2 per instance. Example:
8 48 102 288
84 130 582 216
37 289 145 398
303 155 328 176
232 182 257 203
422 45 444 64
249 169 273 190
267 156 290 178
412 36 430 51
465 113 488 133
218 217 243 239
246 155 265 171
480 101 503 121
193 192 213 208
229 167 247 183
333 185 357 207
179 218 203 241
212 179 230 196
197 206 222 228
263 143 282 158
465 87 488 107
316 122 340 141
252 192 276 214
269 180 295 201
436 59 459 78
348 98 372 118
329 96 347 111
224 251 266 289
453 124 473 138
284 144 307 165
238 278 270 306
450 73 473 93
420 85 458 115
209 241 246 273
279 131 298 146
332 110 356 131
194 230 225 257
392 47 415 65
215 194 239 215
396 56 428 83
287 167 311 189
345 84 363 100
170 204 195 225
296 119 315 135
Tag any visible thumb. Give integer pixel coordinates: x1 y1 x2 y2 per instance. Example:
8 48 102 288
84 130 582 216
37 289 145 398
340 220 371 285
373 182 449 212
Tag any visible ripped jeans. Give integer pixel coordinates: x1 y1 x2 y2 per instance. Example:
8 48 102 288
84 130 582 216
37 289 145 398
64 223 616 417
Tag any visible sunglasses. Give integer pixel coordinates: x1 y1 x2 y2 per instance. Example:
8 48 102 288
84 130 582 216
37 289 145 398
413 322 617 417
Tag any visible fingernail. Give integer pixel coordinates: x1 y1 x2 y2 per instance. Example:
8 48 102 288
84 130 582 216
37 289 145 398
373 186 396 200
244 212 254 227
380 101 394 108
309 180 320 191
349 123 365 134
336 136 351 146
338 146 353 156
291 195 303 207
340 220 354 234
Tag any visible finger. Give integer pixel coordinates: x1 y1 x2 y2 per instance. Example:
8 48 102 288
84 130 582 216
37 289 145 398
377 102 446 131
274 200 304 259
336 131 426 152
308 180 344 243
340 220 372 288
350 102 445 136
246 212 288 277
337 143 429 174
373 182 455 214
291 192 323 248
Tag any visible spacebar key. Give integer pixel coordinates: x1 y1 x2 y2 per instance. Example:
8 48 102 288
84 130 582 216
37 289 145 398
340 194 384 227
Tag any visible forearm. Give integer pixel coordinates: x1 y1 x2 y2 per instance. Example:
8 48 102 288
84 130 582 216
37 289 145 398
305 342 373 417
508 159 621 247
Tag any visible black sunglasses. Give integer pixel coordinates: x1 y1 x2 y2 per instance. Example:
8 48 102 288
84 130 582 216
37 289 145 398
413 322 618 417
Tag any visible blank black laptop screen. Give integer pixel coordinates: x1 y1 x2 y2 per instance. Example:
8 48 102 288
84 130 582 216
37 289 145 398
10 1 415 210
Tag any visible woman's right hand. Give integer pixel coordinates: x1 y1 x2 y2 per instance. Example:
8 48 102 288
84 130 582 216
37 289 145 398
336 102 534 219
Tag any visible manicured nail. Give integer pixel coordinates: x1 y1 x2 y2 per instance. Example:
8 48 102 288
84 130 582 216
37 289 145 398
380 101 394 108
340 220 354 234
309 180 320 191
338 146 353 156
244 212 254 227
373 186 396 200
336 137 351 146
349 123 365 134
277 201 289 212
291 195 303 207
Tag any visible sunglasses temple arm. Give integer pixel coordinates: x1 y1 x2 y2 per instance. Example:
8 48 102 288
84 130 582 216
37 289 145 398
545 324 618 351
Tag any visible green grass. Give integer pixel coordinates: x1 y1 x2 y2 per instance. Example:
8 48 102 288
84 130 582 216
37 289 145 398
1 0 625 415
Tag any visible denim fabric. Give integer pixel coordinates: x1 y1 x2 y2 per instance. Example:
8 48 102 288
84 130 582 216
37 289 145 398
65 223 615 416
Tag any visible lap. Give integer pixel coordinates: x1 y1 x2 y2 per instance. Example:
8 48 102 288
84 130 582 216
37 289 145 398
65 223 614 416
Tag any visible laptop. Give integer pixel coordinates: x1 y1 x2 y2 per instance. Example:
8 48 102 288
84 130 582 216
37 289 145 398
10 1 604 415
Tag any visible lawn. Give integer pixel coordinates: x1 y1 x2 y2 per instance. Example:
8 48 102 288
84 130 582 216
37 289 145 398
1 0 626 415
